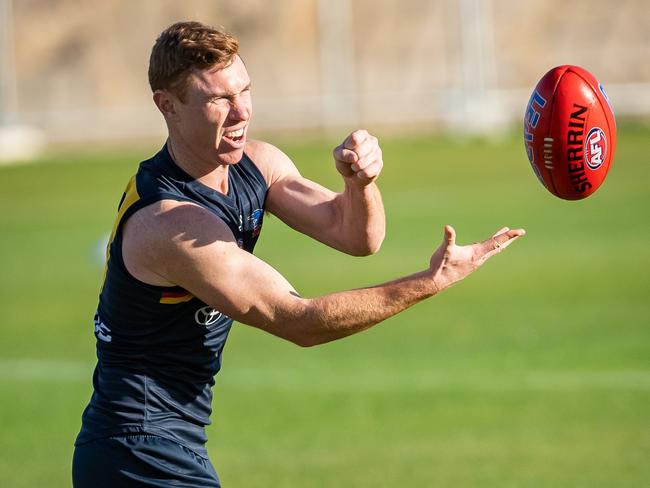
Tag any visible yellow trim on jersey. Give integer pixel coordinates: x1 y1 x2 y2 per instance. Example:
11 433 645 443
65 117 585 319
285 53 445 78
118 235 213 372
101 176 140 284
159 292 195 305
106 176 141 261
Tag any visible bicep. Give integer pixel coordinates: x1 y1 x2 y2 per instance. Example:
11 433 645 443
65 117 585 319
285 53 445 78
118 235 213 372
248 139 341 246
266 174 341 242
147 203 307 341
170 240 299 325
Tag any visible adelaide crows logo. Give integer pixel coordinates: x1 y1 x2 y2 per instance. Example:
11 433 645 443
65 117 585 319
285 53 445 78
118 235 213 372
248 209 264 237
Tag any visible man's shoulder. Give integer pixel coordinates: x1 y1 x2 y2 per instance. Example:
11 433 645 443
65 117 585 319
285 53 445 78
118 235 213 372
122 199 238 288
245 139 298 185
133 200 231 236
125 200 237 262
245 138 281 159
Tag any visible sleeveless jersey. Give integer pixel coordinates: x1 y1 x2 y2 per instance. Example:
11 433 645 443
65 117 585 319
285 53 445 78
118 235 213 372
75 144 268 457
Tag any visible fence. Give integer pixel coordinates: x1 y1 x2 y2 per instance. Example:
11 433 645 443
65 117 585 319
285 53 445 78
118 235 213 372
0 0 648 158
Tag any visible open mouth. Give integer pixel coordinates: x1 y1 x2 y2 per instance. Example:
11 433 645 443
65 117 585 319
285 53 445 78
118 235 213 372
222 127 245 144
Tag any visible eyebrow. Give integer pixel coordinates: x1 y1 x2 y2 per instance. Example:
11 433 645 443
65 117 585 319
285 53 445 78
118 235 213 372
207 83 252 99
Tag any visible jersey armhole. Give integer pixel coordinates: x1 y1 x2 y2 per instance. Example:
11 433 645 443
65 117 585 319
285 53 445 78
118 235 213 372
242 152 270 190
109 193 201 292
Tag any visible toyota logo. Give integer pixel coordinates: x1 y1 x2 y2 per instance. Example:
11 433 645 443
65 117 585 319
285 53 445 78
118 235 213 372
195 306 223 326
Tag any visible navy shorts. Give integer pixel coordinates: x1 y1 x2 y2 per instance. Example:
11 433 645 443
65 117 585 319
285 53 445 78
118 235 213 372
72 434 220 487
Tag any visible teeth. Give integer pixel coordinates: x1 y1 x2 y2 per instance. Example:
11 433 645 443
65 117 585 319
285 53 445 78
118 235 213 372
225 128 244 138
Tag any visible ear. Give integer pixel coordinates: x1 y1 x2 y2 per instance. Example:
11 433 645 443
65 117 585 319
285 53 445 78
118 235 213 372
153 90 178 119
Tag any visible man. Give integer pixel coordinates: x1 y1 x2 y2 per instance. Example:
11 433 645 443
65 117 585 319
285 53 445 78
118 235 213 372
73 21 524 487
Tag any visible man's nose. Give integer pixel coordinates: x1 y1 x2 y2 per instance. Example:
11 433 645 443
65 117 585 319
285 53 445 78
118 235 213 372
228 97 250 121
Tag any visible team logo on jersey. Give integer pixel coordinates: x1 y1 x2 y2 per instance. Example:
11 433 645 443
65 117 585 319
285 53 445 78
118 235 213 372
248 209 264 237
195 306 223 326
584 127 607 170
93 313 112 342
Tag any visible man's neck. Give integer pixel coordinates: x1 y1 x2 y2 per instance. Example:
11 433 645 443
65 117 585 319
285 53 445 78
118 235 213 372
167 138 230 195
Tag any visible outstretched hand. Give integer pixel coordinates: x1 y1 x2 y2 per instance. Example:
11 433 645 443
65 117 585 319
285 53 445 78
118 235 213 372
429 225 525 293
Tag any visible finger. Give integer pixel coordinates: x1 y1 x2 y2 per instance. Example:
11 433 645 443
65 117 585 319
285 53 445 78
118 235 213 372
353 147 382 172
480 228 525 259
352 137 379 162
480 236 521 261
482 228 524 250
343 129 370 150
333 146 358 163
355 161 383 179
491 227 509 238
444 225 456 248
353 148 383 171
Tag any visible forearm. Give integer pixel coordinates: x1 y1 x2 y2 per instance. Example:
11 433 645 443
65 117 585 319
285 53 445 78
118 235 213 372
164 208 523 349
334 181 386 256
279 269 436 347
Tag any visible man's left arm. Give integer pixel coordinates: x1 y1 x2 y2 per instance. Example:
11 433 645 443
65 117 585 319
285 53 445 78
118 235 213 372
249 130 386 256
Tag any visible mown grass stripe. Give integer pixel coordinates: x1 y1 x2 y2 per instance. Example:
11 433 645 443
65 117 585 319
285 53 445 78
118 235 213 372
1 358 648 392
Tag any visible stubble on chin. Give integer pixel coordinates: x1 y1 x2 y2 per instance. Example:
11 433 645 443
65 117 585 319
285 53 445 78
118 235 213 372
215 145 244 166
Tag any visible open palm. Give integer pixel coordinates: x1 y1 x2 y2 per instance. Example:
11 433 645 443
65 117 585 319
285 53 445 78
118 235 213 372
429 225 525 292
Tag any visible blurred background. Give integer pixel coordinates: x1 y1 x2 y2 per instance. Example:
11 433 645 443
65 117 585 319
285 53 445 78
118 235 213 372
1 0 649 155
0 1 648 487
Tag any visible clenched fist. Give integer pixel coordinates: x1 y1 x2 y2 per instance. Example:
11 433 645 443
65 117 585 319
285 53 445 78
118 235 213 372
333 130 383 186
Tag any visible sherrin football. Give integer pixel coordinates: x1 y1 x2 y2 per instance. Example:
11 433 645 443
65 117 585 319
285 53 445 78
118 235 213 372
524 65 616 200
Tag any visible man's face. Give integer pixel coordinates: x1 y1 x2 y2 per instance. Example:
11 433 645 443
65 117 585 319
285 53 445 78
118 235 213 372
172 55 252 166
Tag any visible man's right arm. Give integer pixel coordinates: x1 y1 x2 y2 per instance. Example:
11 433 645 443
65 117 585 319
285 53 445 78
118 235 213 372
122 200 524 347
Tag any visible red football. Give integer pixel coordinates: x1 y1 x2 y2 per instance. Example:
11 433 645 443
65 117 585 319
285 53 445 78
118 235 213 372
524 65 616 200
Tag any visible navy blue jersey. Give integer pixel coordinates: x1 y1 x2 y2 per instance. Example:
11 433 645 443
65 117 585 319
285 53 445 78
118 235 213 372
76 144 267 457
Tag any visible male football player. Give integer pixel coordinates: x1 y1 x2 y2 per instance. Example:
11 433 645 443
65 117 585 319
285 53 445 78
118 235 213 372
73 21 524 487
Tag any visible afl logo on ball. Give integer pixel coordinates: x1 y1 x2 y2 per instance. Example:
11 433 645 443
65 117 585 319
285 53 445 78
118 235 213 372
195 306 223 326
584 127 607 170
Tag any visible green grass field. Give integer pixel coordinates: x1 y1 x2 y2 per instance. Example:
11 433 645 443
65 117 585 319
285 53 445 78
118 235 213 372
0 127 648 487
